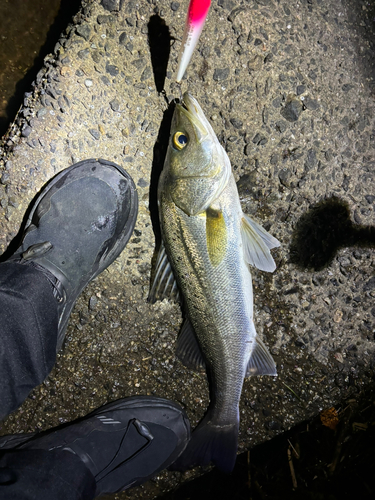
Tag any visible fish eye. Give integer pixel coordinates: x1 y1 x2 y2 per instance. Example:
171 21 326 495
173 131 188 150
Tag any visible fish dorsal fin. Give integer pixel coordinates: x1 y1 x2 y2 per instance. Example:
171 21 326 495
176 318 206 371
240 213 280 272
148 241 180 304
246 336 277 376
206 207 227 267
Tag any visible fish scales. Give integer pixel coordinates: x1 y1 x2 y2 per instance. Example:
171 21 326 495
160 177 254 423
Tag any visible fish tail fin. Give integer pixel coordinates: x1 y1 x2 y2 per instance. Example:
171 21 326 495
170 413 238 473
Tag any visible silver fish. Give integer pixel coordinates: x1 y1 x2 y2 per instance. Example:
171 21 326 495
149 93 280 472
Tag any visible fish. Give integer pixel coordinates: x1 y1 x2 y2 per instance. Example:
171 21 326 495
176 0 211 83
149 92 280 473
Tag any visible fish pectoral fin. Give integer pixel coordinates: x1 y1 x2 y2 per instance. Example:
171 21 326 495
206 207 227 267
240 213 280 273
148 241 180 304
246 336 277 376
176 318 206 371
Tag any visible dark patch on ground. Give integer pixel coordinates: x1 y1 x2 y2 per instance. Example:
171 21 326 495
159 383 375 500
148 101 175 244
148 14 172 94
289 197 375 271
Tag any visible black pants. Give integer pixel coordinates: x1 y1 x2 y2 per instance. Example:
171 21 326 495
0 263 96 499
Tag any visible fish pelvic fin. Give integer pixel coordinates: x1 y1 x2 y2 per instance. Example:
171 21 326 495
246 335 277 377
176 318 206 371
171 413 238 473
148 241 180 303
240 213 280 272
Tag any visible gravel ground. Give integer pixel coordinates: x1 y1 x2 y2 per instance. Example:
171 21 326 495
0 0 374 498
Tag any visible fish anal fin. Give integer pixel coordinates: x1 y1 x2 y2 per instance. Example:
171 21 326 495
148 241 180 304
246 336 277 376
241 213 280 273
176 318 206 371
206 207 227 267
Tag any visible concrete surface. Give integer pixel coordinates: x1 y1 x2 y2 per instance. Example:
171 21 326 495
0 0 374 498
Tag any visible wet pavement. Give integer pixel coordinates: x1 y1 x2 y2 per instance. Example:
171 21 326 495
0 0 375 498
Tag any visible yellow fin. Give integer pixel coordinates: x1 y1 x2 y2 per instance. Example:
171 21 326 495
206 208 227 267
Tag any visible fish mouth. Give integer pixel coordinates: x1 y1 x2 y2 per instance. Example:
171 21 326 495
177 92 209 137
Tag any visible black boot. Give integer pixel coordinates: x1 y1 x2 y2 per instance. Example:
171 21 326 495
0 396 191 497
7 158 138 351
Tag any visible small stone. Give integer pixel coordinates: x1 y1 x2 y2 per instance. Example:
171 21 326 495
78 48 90 60
1 173 10 185
37 108 48 118
84 79 93 88
365 195 375 203
280 95 303 122
141 67 152 81
97 15 112 24
91 51 102 64
76 25 91 41
170 2 180 11
296 85 306 95
119 32 127 45
101 76 110 86
109 98 120 111
89 128 100 140
230 118 243 129
254 38 263 46
305 149 318 171
304 96 320 111
213 68 230 81
364 277 375 292
278 168 292 187
270 154 279 165
22 126 32 138
89 296 98 310
275 121 287 133
101 0 121 12
132 58 146 70
137 178 149 188
252 133 268 146
333 309 343 323
106 63 119 76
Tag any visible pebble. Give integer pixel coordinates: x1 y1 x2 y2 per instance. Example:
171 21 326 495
213 68 230 81
22 126 32 138
278 168 292 187
333 310 343 323
170 2 180 11
303 96 320 111
280 95 303 122
363 277 375 292
132 58 146 71
89 128 100 140
101 0 120 12
109 98 120 111
37 108 48 118
106 63 119 76
230 118 243 129
252 132 268 146
84 79 93 88
76 25 91 41
119 32 127 45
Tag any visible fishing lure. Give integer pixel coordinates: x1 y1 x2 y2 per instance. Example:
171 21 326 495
176 0 211 83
